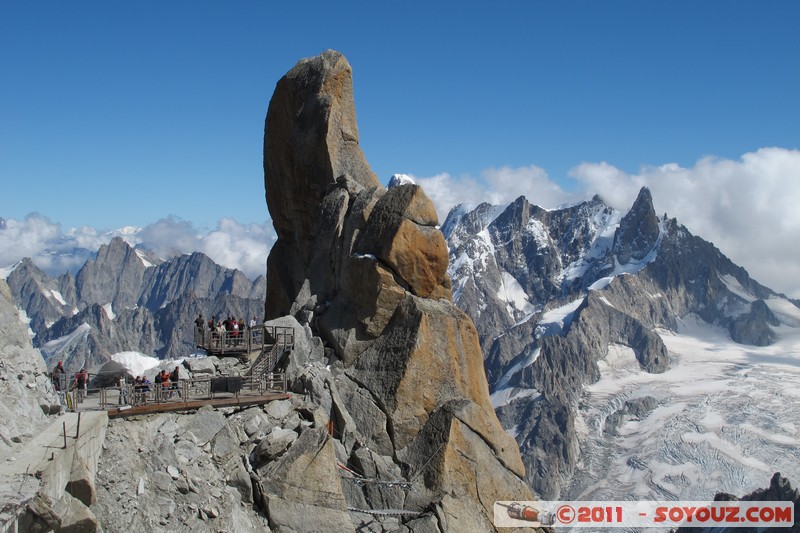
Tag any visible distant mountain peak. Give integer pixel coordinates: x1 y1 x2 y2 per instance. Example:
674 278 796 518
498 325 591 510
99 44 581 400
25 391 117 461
613 186 659 265
387 173 415 188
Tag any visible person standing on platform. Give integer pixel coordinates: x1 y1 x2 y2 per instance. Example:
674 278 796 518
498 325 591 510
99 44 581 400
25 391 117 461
170 365 182 398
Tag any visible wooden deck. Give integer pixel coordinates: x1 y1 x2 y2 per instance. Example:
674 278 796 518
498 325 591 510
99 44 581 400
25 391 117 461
106 391 292 418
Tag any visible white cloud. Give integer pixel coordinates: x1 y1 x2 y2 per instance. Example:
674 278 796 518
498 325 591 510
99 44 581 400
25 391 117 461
0 214 104 275
570 147 800 298
409 172 487 221
410 164 576 222
197 219 275 280
0 214 276 281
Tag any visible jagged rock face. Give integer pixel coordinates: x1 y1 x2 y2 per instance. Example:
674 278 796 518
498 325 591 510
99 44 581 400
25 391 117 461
263 51 533 528
94 386 534 533
346 296 524 475
264 49 380 318
6 258 75 334
139 252 264 310
443 186 796 499
612 186 660 265
444 195 622 353
729 299 779 345
258 427 355 531
36 303 157 372
603 396 658 437
76 237 148 311
0 280 59 449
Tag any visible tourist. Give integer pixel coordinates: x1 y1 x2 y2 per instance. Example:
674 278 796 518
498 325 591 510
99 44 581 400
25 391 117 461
160 370 171 399
216 320 226 347
194 313 204 331
73 368 87 403
170 365 182 398
52 361 65 392
118 376 129 405
134 375 151 404
194 313 205 346
134 375 144 404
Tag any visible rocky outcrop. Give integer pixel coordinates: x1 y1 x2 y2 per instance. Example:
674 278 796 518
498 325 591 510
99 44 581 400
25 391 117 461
729 299 780 346
603 396 658 437
0 279 107 532
95 388 511 533
0 280 59 448
354 185 449 299
263 50 535 529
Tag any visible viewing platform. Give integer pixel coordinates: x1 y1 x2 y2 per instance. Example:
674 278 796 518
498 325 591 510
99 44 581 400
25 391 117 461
59 372 290 419
53 325 297 419
194 324 295 357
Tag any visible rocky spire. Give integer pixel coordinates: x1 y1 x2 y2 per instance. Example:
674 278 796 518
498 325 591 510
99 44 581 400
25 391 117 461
613 186 660 264
264 50 379 318
262 51 535 528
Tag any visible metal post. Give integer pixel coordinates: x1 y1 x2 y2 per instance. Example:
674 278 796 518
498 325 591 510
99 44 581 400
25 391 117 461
75 412 81 440
63 422 67 449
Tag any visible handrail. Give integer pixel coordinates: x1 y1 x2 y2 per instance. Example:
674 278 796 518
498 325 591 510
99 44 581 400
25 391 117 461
245 326 294 377
194 324 295 356
246 342 280 377
62 372 287 412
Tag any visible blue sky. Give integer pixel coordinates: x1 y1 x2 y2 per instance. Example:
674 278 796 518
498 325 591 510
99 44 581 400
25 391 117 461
2 1 800 294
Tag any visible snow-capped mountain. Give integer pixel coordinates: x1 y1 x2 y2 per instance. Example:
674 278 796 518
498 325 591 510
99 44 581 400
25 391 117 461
5 237 266 372
387 173 416 188
442 186 800 500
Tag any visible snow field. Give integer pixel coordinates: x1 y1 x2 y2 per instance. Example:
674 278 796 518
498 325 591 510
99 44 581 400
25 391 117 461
567 315 800 501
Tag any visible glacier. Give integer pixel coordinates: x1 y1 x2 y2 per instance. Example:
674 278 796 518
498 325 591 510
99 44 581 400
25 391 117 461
567 313 800 501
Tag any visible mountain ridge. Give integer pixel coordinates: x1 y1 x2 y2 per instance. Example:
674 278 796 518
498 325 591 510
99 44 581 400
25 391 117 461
6 236 266 371
444 186 800 499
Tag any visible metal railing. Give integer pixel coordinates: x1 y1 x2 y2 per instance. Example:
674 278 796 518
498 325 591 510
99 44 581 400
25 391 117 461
58 372 286 412
194 324 295 356
246 327 295 377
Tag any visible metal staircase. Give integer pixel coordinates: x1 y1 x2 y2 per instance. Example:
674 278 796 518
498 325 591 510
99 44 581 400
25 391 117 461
246 326 295 377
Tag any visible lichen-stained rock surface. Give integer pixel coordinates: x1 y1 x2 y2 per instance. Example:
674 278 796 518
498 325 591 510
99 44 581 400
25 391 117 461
354 184 449 298
263 50 537 531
